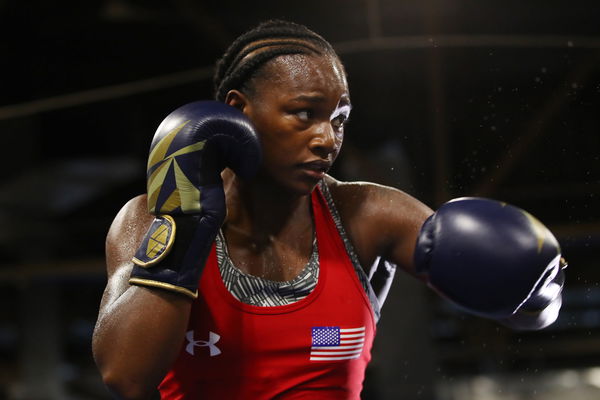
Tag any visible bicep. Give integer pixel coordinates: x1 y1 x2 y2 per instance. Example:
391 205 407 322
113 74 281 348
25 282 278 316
381 191 433 276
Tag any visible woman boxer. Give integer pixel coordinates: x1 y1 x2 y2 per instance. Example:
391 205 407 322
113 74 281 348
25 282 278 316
92 20 564 399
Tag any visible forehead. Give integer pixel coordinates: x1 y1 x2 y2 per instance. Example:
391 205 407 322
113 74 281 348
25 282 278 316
255 54 349 102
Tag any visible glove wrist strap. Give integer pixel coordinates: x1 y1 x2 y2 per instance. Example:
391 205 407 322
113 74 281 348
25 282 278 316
129 215 215 299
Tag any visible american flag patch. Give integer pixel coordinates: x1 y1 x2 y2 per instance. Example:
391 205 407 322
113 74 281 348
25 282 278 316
310 326 365 361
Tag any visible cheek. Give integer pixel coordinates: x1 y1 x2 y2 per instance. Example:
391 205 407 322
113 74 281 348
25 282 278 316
335 131 344 146
332 131 344 151
260 134 297 164
332 142 343 162
255 120 304 154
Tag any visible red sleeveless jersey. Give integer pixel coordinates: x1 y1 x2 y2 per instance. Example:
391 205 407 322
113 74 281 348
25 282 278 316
159 186 376 399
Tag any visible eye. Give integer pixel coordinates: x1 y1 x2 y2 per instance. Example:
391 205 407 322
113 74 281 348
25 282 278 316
296 110 312 122
331 114 349 131
330 103 351 132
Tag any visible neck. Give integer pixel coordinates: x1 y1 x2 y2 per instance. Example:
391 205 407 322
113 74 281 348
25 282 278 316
222 170 314 244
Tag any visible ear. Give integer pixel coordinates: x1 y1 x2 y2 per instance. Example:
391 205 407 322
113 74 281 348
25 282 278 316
225 90 249 112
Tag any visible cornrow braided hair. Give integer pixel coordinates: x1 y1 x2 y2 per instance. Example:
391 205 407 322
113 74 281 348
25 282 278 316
213 20 339 101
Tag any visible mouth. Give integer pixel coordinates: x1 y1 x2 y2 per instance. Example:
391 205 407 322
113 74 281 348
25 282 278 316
297 160 331 179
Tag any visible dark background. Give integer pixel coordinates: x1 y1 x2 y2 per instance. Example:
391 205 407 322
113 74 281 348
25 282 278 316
0 1 598 399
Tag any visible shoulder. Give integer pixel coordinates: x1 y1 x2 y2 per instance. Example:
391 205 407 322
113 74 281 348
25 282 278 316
323 175 432 225
322 175 433 271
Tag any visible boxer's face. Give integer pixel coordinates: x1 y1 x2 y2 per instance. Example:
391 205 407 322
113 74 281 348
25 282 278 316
236 54 351 195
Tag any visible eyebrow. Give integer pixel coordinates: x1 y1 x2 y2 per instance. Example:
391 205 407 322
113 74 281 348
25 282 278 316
290 94 353 109
290 94 327 103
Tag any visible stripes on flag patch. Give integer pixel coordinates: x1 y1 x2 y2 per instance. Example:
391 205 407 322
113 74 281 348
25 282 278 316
310 326 365 361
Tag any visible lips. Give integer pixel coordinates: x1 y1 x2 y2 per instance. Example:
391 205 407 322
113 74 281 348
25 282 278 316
299 160 331 172
297 160 331 179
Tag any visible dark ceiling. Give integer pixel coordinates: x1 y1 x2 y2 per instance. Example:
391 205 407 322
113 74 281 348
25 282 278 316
0 0 598 270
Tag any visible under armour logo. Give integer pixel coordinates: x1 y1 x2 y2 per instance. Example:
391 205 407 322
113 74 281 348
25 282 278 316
185 330 221 357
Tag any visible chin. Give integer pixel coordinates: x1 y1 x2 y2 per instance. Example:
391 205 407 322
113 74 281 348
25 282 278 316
278 178 319 197
268 173 321 197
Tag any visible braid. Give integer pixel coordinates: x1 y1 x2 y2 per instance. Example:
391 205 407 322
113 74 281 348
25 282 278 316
213 20 338 101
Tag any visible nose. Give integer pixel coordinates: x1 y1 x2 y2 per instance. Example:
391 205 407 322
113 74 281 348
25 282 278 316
308 122 339 159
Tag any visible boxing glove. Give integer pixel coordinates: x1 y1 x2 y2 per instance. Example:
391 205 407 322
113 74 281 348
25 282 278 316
129 101 261 298
414 197 565 327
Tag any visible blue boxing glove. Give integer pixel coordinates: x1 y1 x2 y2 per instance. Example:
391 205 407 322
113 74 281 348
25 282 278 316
414 197 565 329
129 101 261 298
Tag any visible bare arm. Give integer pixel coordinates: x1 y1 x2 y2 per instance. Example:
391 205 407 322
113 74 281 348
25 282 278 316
327 177 564 329
92 195 192 400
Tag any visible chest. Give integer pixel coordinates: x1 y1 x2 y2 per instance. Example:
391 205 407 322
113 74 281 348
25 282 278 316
222 226 315 282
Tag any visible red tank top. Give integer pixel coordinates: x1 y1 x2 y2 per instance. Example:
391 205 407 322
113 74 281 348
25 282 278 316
158 186 376 399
